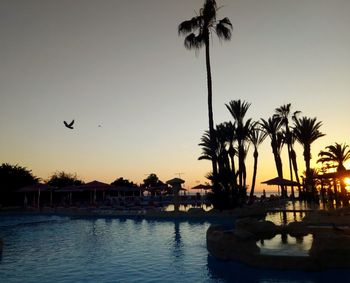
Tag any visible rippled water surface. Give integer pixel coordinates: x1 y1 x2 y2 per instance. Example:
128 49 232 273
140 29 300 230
0 214 349 283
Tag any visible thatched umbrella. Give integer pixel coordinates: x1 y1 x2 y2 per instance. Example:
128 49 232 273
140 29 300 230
78 180 113 203
261 177 300 196
18 183 56 207
191 184 211 194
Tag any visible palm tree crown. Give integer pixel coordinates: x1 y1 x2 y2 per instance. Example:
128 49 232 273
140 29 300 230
317 143 350 172
178 0 233 50
293 116 325 194
292 116 325 161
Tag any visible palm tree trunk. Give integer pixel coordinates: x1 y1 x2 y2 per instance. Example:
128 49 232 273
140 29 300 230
291 148 301 197
272 143 285 196
285 128 295 198
250 149 258 200
205 33 218 190
304 145 315 197
287 143 295 198
238 141 244 187
228 146 237 186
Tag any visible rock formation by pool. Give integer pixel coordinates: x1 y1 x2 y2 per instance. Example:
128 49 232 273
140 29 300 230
207 214 350 270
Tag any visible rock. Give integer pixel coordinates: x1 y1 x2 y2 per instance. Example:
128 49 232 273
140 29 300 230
235 218 280 239
310 233 350 268
287 222 309 237
233 229 256 241
207 225 260 261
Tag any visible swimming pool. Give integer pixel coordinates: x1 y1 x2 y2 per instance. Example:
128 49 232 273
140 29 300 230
0 214 349 282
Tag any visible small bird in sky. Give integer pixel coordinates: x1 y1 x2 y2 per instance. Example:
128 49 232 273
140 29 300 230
64 120 74 129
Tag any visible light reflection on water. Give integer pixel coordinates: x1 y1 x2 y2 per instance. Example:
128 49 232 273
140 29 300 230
257 234 313 257
164 204 213 212
265 211 305 226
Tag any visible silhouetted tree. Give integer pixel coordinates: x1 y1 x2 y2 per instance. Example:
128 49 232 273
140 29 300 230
142 173 164 188
222 121 237 185
260 116 286 196
178 0 232 190
111 177 136 188
274 104 301 198
0 163 39 192
226 100 252 188
317 142 350 195
293 116 325 198
248 123 267 200
47 171 83 188
0 163 39 206
290 134 302 197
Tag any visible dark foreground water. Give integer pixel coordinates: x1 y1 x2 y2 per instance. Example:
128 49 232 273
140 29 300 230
0 214 349 283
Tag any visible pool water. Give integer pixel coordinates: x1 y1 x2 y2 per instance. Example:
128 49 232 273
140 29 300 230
257 234 313 257
0 214 349 283
265 211 305 226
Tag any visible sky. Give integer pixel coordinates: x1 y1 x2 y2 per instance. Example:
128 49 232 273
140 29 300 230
1 0 349 193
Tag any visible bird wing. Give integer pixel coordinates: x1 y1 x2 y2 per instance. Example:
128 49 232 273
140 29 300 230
64 120 74 129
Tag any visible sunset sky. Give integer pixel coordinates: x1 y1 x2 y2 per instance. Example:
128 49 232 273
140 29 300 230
1 0 349 193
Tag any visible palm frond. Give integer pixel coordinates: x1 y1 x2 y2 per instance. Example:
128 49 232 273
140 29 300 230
216 17 233 40
178 16 203 35
226 99 251 124
184 33 205 50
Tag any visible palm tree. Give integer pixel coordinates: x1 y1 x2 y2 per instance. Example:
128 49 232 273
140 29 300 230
199 126 234 192
248 123 267 200
317 142 350 195
290 134 302 196
260 116 286 196
222 121 237 185
292 116 325 196
178 0 233 189
274 104 301 198
226 100 252 188
317 143 350 172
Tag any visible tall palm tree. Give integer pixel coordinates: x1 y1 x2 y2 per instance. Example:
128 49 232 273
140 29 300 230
178 0 232 189
292 116 325 195
260 116 286 197
317 143 350 195
290 134 302 196
226 100 252 188
274 104 301 198
248 123 267 200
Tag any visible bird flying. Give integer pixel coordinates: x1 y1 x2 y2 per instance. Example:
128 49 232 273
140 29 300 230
64 120 74 129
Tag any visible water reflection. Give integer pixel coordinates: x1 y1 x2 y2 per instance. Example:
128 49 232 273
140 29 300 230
266 211 305 226
257 234 313 257
174 222 181 249
164 204 213 212
173 221 183 260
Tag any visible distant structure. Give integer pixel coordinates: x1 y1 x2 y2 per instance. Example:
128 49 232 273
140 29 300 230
64 120 74 129
166 177 185 212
